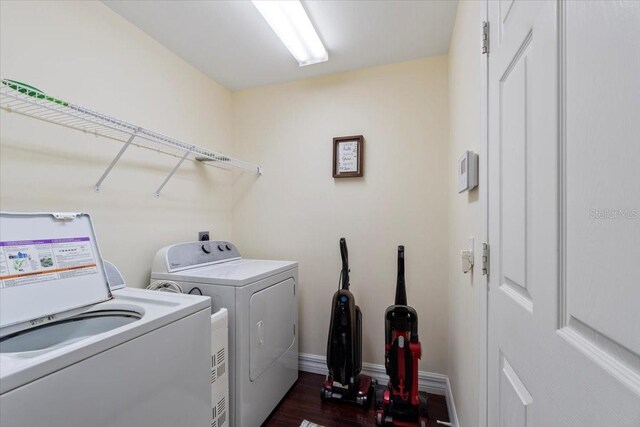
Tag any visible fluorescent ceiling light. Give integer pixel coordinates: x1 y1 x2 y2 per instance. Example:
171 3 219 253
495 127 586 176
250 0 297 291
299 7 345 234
252 0 328 67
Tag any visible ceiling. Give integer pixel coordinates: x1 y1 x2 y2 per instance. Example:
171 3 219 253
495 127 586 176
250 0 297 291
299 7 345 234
103 0 458 91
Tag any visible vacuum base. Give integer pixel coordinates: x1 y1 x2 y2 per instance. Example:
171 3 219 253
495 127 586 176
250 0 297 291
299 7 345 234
321 375 375 407
375 384 430 427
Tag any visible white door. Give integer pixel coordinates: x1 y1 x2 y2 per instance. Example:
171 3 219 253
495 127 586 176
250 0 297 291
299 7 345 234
487 1 640 426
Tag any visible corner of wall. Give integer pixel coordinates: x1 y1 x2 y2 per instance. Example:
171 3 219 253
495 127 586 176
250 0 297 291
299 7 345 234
446 0 484 426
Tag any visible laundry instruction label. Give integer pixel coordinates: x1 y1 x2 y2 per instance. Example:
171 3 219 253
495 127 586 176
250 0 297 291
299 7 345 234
0 237 98 288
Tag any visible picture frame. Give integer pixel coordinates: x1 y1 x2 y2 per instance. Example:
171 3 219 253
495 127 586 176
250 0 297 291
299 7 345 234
332 135 364 178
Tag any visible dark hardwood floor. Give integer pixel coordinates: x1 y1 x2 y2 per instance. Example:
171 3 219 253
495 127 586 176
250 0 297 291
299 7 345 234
263 372 450 427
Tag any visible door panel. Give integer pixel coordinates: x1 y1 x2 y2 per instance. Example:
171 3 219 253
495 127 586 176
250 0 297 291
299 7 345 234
249 278 295 381
489 2 546 425
499 352 532 427
499 0 516 30
563 0 640 359
487 1 640 425
500 28 532 311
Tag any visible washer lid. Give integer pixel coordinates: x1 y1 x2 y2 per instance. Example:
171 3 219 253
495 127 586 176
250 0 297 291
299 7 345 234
0 212 112 331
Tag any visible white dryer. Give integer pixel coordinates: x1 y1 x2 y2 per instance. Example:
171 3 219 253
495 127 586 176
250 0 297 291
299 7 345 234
0 212 212 427
151 241 298 427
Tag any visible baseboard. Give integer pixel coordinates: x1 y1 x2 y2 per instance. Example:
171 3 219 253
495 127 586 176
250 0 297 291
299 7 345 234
444 377 460 427
298 353 459 426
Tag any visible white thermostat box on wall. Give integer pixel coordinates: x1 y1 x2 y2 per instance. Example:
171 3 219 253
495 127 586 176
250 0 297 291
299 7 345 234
457 151 478 193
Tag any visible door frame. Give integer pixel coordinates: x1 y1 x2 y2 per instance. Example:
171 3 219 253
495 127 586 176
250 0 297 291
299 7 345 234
478 1 490 427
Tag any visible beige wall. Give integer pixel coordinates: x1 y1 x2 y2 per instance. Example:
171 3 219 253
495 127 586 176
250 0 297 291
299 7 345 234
1 0 462 387
448 1 484 426
232 57 450 373
0 1 235 288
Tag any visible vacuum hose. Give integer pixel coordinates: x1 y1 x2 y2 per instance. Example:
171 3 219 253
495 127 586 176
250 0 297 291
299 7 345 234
395 245 407 305
340 237 350 290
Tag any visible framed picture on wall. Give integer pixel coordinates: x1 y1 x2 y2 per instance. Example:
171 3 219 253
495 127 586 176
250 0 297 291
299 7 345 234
333 135 364 178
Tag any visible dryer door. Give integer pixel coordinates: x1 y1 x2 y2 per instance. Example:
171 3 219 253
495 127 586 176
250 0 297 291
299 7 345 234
249 278 295 381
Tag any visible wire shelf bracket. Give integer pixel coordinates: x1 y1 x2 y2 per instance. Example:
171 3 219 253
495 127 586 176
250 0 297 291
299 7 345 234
155 148 192 197
0 79 262 196
94 130 139 193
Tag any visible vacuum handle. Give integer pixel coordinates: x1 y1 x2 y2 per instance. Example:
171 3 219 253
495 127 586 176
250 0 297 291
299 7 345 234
395 245 407 305
340 238 350 290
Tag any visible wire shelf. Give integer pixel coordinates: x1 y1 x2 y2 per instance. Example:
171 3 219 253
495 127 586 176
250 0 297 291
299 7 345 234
0 79 262 195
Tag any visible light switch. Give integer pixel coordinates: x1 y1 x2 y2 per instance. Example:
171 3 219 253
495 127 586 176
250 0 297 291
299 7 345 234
461 237 474 274
461 250 474 273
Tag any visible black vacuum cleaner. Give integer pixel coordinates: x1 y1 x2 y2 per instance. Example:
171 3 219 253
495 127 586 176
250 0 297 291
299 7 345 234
375 245 429 426
322 237 374 406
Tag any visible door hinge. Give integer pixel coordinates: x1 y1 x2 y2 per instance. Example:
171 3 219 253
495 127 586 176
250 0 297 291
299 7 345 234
482 21 490 54
482 243 490 276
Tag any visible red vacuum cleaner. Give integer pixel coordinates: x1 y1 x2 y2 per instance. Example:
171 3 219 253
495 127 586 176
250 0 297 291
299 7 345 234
376 245 429 426
322 238 375 406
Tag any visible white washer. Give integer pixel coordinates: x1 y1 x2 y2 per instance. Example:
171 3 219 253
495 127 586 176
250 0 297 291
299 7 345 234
0 212 212 427
151 241 298 427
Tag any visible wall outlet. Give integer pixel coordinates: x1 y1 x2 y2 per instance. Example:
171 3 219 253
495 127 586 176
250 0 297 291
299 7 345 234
198 231 210 241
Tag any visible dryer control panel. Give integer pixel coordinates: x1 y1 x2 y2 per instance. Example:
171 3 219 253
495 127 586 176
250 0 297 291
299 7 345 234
154 241 241 273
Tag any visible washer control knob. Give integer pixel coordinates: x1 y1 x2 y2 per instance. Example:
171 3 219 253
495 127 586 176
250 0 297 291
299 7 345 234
201 244 211 254
218 244 225 251
225 244 231 251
